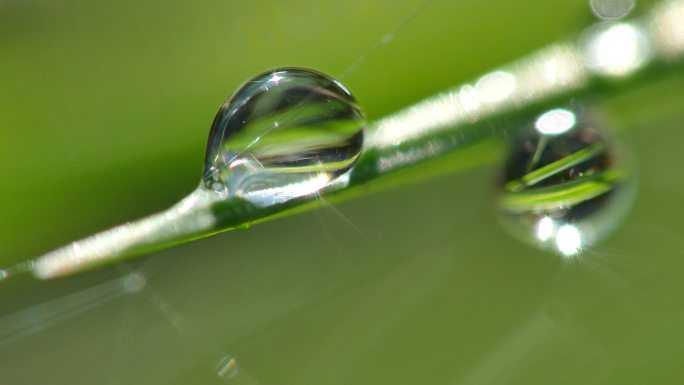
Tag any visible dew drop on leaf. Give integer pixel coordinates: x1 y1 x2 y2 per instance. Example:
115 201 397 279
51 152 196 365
202 68 365 205
497 107 635 257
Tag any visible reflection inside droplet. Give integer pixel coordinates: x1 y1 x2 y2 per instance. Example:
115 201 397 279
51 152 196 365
203 68 365 206
497 107 635 257
535 108 577 135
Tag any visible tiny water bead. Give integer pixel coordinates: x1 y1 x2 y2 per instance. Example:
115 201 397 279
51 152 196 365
497 108 635 257
203 68 365 205
590 0 636 20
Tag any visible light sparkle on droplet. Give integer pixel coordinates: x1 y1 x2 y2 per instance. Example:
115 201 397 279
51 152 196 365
536 216 556 242
269 72 284 85
556 224 582 256
535 108 577 135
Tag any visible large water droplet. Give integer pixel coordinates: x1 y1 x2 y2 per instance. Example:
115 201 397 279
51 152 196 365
497 108 635 257
203 68 365 205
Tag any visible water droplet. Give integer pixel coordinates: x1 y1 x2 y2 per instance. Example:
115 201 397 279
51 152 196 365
203 68 365 205
590 0 635 20
497 108 635 257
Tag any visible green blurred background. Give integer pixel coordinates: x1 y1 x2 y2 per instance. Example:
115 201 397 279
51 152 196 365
3 0 684 384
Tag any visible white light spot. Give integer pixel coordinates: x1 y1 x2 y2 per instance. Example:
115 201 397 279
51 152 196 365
556 224 582 256
536 216 556 241
535 108 577 135
583 22 651 77
269 73 284 85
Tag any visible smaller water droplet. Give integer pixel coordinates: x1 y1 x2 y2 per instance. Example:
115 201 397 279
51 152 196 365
590 0 635 20
203 68 365 206
497 107 635 257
